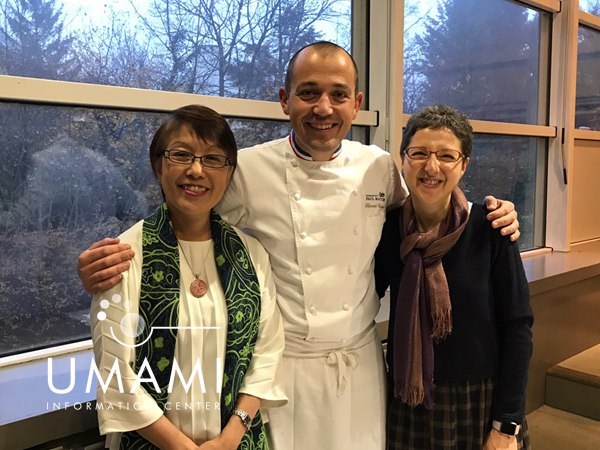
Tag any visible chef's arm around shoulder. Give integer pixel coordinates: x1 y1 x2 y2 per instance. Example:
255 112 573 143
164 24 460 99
484 196 520 241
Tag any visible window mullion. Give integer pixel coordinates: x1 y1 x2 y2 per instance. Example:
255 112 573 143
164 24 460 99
0 75 379 126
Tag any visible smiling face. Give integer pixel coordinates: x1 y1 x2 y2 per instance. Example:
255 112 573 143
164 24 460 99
279 47 363 161
402 127 469 213
155 125 232 230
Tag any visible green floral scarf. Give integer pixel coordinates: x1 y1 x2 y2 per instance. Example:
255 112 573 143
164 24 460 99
120 204 267 449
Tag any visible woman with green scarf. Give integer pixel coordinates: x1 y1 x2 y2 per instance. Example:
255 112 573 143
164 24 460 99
375 105 533 450
90 105 287 450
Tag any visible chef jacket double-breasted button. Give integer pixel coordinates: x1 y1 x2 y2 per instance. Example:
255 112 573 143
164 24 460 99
352 189 358 196
343 303 350 311
300 232 308 239
347 266 354 275
292 160 299 167
305 267 313 275
353 227 359 235
294 192 301 201
309 306 317 315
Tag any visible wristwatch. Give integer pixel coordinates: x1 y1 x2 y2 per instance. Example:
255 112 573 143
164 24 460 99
233 408 252 432
492 420 521 436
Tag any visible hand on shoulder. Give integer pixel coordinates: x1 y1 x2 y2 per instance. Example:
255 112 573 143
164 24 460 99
78 237 135 294
484 196 520 242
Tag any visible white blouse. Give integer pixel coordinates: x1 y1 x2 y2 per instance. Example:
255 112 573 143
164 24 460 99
91 220 287 448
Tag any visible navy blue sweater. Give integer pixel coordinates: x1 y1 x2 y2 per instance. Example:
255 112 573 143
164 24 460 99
375 203 533 423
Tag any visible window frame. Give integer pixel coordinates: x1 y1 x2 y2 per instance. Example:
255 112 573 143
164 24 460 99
0 75 378 125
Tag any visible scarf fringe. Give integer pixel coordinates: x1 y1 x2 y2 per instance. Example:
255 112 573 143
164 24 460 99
431 310 453 340
396 384 425 408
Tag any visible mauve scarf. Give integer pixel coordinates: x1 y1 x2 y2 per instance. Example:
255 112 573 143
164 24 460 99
393 187 469 408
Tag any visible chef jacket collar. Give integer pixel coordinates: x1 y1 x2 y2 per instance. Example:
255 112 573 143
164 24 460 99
289 131 342 161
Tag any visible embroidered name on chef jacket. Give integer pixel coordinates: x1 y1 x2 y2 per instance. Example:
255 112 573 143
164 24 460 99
365 192 386 209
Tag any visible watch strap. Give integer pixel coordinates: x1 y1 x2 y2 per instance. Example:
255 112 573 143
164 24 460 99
233 408 252 432
492 420 521 436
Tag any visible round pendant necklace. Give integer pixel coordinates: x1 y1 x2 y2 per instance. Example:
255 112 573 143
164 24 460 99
179 242 211 298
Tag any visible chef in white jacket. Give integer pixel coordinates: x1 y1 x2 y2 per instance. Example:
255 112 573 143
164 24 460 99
215 135 403 448
78 42 520 450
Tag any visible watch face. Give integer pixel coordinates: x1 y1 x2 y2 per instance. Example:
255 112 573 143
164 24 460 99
499 422 519 435
243 415 252 430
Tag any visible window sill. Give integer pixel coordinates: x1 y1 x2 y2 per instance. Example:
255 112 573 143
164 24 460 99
522 240 600 296
0 348 98 449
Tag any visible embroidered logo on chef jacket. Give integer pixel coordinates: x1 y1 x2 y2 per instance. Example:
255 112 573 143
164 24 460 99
365 192 386 209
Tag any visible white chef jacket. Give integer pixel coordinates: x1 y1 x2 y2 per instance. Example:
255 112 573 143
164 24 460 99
91 221 287 448
216 136 408 449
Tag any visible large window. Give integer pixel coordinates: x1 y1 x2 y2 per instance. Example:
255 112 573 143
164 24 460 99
403 0 551 250
0 0 355 357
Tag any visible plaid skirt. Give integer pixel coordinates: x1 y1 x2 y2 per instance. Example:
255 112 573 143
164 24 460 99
387 380 531 450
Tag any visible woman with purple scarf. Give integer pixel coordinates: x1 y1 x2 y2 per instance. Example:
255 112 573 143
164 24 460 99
375 105 533 450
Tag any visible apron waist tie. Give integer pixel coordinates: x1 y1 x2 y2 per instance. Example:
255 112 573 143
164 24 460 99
326 350 358 396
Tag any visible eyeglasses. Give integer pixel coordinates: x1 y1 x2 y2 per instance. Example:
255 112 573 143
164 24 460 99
405 147 464 164
164 149 231 168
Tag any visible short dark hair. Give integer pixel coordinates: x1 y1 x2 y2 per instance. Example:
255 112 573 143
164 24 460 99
400 105 473 159
149 104 238 179
284 41 359 95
